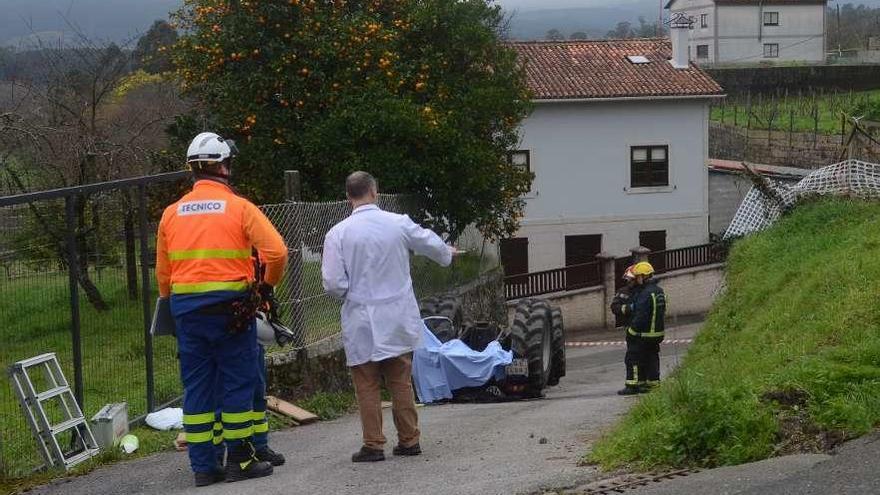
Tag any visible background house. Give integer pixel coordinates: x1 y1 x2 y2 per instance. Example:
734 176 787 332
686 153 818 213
667 0 827 65
502 38 724 276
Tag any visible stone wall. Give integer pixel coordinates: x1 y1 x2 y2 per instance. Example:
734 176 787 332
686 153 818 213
508 263 726 332
709 122 856 169
705 64 880 95
454 269 508 326
266 335 352 401
266 270 507 401
655 263 726 319
506 286 605 332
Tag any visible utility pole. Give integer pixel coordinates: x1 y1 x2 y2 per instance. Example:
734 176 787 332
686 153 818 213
658 0 664 37
837 4 842 57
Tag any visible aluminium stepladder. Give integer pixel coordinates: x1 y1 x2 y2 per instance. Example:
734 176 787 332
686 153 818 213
8 353 101 470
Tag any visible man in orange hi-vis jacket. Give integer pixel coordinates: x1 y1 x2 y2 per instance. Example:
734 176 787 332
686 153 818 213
156 132 287 487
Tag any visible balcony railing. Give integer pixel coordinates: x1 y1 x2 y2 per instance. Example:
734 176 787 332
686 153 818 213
506 243 728 300
504 261 602 300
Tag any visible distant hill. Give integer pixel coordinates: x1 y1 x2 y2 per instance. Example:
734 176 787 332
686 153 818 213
504 6 659 40
3 0 880 47
0 0 179 47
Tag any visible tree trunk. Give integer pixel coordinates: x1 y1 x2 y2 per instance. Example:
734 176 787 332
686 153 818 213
75 262 110 311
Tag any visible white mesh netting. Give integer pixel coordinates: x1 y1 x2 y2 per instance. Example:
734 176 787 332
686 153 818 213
724 159 880 239
260 196 497 349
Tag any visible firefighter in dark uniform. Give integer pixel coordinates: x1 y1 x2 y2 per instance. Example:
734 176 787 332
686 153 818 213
616 261 666 395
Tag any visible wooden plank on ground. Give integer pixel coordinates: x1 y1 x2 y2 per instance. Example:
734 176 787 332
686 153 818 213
381 401 392 409
266 395 319 424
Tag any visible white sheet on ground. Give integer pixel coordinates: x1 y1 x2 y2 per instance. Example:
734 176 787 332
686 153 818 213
412 323 513 404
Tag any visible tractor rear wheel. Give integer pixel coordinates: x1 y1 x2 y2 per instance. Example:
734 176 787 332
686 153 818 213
419 294 463 343
509 298 553 396
547 307 566 386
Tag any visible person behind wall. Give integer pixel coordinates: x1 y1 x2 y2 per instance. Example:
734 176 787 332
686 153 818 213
616 261 666 396
155 132 288 486
321 171 461 462
611 266 637 329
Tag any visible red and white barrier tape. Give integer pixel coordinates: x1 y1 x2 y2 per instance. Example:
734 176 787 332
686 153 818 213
566 338 693 348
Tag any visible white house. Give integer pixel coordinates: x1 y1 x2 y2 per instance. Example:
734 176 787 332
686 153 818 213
502 37 724 276
666 0 827 65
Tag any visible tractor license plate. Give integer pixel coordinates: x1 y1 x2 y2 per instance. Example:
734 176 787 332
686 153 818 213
506 359 529 377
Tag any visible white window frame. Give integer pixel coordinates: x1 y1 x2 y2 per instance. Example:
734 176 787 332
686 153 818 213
626 144 675 194
508 149 535 197
700 13 709 29
763 43 779 58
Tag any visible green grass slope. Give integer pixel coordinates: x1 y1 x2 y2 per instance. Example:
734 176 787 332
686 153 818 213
590 198 880 469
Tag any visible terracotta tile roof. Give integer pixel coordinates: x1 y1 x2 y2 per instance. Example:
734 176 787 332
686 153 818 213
508 39 724 101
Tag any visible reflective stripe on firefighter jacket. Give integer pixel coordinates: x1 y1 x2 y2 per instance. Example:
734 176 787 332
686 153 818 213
155 180 288 311
624 280 666 339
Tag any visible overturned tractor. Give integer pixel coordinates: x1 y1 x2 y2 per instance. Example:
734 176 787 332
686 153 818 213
415 295 565 402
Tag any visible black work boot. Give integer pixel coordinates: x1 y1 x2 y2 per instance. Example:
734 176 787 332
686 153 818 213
393 443 422 456
194 469 225 487
255 447 286 466
617 386 641 396
351 446 385 462
225 444 274 483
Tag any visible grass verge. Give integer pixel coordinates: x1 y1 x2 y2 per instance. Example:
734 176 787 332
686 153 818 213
589 198 880 470
1 388 357 494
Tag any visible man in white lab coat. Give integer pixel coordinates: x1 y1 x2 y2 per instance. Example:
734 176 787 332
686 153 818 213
322 171 456 462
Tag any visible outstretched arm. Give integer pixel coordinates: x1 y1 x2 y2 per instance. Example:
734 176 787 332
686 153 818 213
401 215 452 267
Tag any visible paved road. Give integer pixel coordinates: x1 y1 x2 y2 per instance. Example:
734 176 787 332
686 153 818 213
620 432 880 495
31 324 699 495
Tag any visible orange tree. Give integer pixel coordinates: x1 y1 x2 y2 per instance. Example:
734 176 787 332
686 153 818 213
171 0 532 240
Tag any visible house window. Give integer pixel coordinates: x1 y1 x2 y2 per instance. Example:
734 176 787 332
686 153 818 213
763 11 779 26
630 145 669 188
700 13 708 28
696 45 709 59
763 43 779 58
507 150 530 174
500 237 529 276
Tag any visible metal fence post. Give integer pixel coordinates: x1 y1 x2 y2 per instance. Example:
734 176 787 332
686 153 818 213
138 186 155 413
284 171 306 347
65 195 85 408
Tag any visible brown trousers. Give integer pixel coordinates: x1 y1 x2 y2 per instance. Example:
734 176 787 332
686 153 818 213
349 353 420 450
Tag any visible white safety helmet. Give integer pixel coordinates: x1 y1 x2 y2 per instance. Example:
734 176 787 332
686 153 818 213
186 132 239 179
255 310 296 347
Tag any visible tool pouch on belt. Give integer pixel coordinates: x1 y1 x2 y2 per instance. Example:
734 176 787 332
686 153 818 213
227 285 261 334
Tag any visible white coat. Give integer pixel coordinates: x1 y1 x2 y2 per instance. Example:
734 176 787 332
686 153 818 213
321 204 452 366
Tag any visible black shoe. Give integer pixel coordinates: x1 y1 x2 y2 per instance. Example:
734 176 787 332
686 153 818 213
194 469 225 487
617 386 641 396
393 443 422 456
225 458 274 483
351 446 385 463
255 447 286 466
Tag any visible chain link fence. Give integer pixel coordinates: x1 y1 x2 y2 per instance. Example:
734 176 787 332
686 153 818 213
725 159 880 239
1 176 498 478
261 195 498 349
0 174 189 478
